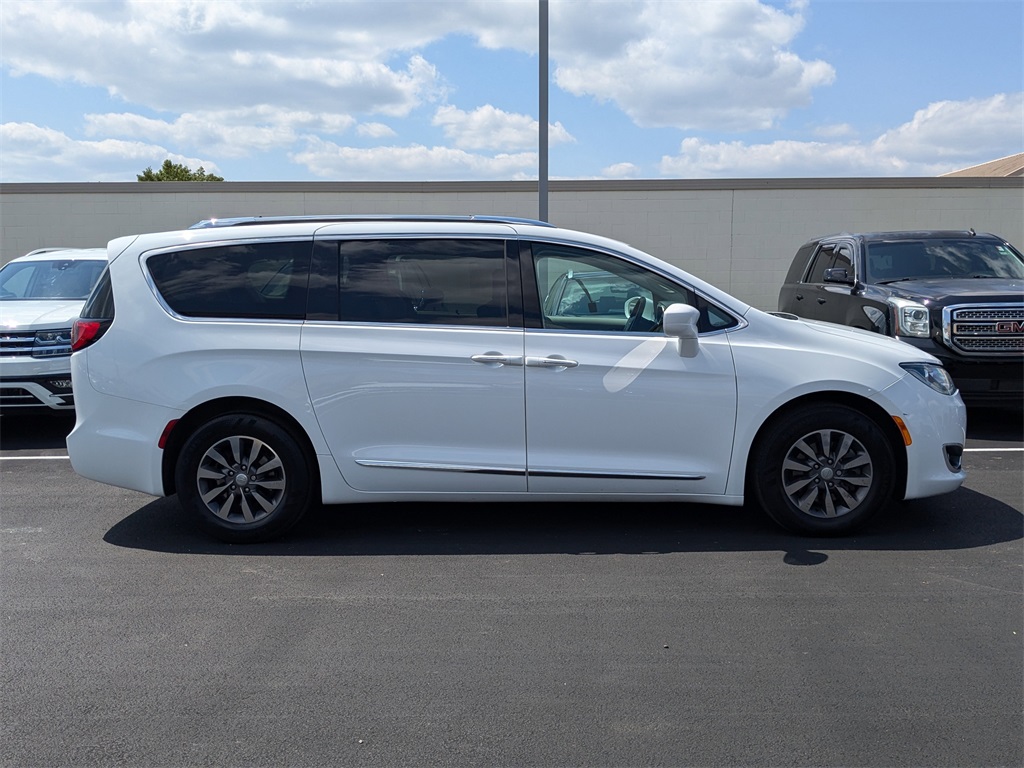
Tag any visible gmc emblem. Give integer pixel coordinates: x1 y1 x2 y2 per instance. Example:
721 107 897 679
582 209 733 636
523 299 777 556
995 320 1024 333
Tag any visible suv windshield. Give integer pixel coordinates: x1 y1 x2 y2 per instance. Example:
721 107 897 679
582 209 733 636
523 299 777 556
0 259 106 300
866 239 1024 282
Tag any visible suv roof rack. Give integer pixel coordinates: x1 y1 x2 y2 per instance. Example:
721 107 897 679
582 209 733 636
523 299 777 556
23 247 77 257
189 214 555 229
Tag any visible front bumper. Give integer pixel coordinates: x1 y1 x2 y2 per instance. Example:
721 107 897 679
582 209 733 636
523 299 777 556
0 355 76 410
900 339 1023 408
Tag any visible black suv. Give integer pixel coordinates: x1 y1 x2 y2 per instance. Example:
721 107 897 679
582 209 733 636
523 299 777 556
778 230 1024 408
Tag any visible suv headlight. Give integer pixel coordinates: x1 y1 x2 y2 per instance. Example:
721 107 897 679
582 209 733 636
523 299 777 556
900 363 957 395
888 297 931 338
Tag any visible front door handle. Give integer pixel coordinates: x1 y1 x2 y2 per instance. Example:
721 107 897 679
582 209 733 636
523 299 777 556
817 298 826 304
471 353 524 367
526 356 579 369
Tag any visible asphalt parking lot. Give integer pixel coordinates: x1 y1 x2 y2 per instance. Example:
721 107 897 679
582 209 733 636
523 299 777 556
1 409 1021 768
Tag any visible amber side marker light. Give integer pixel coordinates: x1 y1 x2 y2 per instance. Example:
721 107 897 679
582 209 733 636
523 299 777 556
892 415 913 446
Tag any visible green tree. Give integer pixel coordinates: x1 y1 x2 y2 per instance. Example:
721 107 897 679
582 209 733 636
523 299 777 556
137 159 224 181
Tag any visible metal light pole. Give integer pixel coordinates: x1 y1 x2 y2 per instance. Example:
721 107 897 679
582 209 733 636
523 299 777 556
539 0 549 222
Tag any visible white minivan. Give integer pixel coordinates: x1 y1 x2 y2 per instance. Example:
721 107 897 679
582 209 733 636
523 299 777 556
67 216 966 542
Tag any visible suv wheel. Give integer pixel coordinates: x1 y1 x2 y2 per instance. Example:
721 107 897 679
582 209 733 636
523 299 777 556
176 414 311 543
751 405 894 535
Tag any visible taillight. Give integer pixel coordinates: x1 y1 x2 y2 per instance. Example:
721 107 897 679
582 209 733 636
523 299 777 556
71 319 105 351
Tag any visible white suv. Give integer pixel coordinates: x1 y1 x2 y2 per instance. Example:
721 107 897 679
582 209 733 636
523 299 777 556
0 247 107 410
67 216 967 542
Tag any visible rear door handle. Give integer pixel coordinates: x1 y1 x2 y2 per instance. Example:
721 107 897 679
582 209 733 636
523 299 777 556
526 356 579 369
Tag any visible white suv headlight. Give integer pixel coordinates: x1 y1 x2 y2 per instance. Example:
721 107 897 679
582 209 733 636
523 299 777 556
900 362 957 395
888 297 931 338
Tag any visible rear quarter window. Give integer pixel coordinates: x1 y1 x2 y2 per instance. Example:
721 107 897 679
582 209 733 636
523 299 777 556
785 243 817 284
146 241 312 319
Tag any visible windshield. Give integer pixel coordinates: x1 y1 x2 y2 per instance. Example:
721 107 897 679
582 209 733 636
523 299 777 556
866 239 1024 282
0 259 106 300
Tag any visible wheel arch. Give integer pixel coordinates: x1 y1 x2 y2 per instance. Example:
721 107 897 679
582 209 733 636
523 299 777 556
744 391 908 501
161 396 321 500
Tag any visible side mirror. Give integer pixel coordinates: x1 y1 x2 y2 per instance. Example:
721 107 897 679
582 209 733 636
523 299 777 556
662 303 700 357
823 267 854 285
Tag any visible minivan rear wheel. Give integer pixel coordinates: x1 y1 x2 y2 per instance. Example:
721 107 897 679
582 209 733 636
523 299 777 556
176 414 311 543
751 405 895 535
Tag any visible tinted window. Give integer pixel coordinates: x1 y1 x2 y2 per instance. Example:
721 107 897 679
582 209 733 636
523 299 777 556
80 267 114 320
147 241 311 319
335 239 508 326
529 244 737 334
865 238 1024 281
786 243 816 284
805 245 838 283
0 259 105 300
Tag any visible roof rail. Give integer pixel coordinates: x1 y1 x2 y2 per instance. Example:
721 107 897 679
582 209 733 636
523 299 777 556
23 247 76 257
189 214 555 229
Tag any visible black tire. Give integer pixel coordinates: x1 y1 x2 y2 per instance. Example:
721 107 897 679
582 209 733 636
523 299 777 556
751 404 895 536
176 414 312 543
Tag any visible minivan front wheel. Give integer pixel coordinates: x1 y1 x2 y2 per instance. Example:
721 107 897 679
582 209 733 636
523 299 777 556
751 405 895 535
176 414 311 543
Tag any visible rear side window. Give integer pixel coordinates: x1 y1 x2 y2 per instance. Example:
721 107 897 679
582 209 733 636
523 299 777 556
785 243 816 284
147 241 311 319
333 239 509 326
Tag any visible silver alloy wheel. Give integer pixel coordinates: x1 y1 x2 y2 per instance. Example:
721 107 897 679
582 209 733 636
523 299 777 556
781 428 873 518
195 434 287 524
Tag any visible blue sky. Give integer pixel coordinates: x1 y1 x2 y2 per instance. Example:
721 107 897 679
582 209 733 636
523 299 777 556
1 0 1021 182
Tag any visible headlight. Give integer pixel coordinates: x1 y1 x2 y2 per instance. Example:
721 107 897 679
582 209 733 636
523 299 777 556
888 297 930 338
900 362 957 396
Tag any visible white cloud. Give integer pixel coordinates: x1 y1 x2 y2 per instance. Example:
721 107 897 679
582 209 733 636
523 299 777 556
0 122 219 182
432 105 574 151
658 94 1024 177
602 162 642 179
357 123 397 139
1 1 446 115
83 107 356 157
551 0 834 131
290 138 537 181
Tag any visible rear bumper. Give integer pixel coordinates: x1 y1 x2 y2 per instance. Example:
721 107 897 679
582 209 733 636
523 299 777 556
67 369 179 497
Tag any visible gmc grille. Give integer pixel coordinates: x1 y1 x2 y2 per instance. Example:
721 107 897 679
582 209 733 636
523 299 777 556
943 303 1024 355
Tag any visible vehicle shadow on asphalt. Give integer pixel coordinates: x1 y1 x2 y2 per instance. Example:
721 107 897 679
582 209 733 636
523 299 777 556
103 486 1022 560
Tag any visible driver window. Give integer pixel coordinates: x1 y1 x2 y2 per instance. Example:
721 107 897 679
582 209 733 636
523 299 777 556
532 245 693 333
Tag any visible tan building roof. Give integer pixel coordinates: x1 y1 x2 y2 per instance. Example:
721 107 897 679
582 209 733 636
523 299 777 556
942 153 1024 177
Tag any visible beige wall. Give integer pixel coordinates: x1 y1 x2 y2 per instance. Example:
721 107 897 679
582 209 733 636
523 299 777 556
2 178 1021 311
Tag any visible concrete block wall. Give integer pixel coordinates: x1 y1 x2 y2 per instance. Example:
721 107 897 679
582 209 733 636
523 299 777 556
2 178 1021 311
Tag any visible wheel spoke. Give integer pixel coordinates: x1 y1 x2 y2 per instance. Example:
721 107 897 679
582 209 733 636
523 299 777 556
204 448 232 472
823 488 837 517
784 476 815 495
840 453 871 470
250 490 277 514
239 493 256 523
816 430 832 460
793 438 818 462
253 456 283 475
216 492 236 521
246 439 263 470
